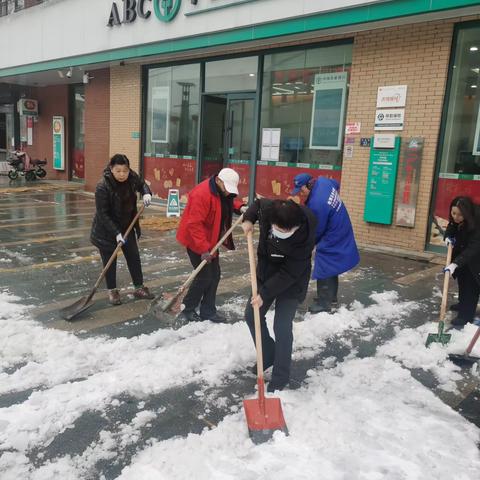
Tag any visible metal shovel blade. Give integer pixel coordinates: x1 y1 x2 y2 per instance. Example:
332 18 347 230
243 396 288 444
425 322 451 347
151 302 176 327
448 353 480 367
425 332 452 347
151 292 183 326
59 296 93 322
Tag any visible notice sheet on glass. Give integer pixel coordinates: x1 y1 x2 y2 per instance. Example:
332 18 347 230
309 72 347 151
151 86 170 144
261 128 281 161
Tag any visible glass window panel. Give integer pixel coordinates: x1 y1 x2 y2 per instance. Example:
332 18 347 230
145 64 201 157
205 57 258 92
439 26 480 174
260 43 352 167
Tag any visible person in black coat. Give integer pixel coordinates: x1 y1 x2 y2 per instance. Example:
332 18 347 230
242 199 317 392
444 196 480 327
90 154 154 305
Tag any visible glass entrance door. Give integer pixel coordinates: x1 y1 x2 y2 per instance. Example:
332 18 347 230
200 93 255 199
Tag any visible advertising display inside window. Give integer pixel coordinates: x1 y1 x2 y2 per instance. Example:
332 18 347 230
144 64 201 202
430 23 480 246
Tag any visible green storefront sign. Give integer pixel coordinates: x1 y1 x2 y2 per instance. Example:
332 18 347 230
52 116 65 171
364 137 401 225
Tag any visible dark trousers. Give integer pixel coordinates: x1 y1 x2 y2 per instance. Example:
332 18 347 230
245 296 299 385
98 231 143 290
457 267 480 322
317 276 339 306
182 248 220 318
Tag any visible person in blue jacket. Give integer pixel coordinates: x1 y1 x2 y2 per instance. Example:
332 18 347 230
291 173 360 313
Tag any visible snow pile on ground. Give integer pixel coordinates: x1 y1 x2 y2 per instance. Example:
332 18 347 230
378 321 480 391
117 357 480 480
0 290 479 479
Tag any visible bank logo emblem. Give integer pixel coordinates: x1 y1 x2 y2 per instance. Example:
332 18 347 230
154 0 182 22
107 0 182 27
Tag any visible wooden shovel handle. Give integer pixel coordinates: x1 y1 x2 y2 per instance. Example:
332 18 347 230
162 214 244 311
246 231 264 381
439 243 453 322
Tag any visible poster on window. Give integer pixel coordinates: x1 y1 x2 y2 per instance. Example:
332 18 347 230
151 86 170 144
474 104 480 156
309 72 347 150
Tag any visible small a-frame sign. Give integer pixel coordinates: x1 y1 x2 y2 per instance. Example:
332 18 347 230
167 188 181 217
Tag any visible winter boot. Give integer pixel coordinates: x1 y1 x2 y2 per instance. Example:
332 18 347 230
451 316 468 328
108 289 122 306
200 312 227 323
449 303 460 312
133 285 155 300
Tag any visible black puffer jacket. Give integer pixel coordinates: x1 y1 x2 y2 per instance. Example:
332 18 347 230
90 168 151 250
243 199 317 302
445 207 480 286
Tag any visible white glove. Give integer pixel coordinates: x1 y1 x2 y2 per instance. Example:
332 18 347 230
143 194 152 207
116 233 126 245
240 205 248 214
444 237 455 247
443 263 457 275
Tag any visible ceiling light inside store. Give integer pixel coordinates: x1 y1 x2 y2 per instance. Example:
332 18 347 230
470 46 479 52
272 86 294 94
472 68 480 74
471 85 478 88
249 73 255 77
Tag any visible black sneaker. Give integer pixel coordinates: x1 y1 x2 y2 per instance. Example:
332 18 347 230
200 312 227 323
267 380 288 393
176 310 201 324
451 316 468 328
308 302 331 314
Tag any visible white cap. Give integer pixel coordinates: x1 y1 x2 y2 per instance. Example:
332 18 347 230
218 168 240 195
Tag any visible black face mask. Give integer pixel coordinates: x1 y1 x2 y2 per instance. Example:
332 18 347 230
227 193 237 200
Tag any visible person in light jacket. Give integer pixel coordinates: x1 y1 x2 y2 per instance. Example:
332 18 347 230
291 173 360 313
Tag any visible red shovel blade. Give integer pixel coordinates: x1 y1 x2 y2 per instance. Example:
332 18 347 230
243 395 288 444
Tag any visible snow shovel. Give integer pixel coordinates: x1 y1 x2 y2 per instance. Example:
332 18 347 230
425 243 453 347
59 205 145 321
243 230 288 444
448 318 480 366
151 213 244 325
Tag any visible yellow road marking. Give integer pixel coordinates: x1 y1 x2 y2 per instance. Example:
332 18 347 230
0 212 93 223
17 226 92 237
0 255 99 273
0 234 84 247
0 218 88 229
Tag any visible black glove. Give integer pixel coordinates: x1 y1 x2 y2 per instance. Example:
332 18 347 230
201 252 214 263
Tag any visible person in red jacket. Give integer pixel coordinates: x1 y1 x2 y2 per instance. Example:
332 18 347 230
176 168 244 324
